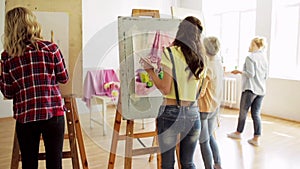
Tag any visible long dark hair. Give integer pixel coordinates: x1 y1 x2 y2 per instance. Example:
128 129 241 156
173 16 205 79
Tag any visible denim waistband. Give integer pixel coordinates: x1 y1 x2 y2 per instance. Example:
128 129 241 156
158 105 200 121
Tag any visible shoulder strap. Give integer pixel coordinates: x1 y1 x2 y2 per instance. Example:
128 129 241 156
166 47 180 107
189 68 206 106
167 47 205 107
191 75 205 106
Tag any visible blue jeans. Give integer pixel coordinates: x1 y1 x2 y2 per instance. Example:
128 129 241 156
199 108 221 169
237 90 264 136
16 116 65 169
157 105 201 169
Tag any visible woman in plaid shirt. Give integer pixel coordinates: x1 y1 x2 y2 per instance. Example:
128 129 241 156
0 7 69 169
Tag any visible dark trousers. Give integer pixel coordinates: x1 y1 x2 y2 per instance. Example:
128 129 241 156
16 116 65 169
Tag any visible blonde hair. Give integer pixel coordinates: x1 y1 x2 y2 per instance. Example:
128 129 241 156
252 36 267 50
203 36 220 56
3 7 43 57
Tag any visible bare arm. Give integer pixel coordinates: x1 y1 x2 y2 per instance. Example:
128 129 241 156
145 67 172 95
231 70 242 74
231 57 255 77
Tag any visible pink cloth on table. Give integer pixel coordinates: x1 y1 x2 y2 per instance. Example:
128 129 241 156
82 69 119 107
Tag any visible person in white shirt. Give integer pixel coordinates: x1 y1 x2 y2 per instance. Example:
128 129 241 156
198 36 223 169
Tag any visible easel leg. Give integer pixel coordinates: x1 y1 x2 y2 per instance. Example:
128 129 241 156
154 132 162 169
108 110 122 169
102 99 107 136
148 136 156 162
10 131 20 169
64 96 89 169
124 120 134 169
149 121 161 169
71 97 89 168
64 98 80 169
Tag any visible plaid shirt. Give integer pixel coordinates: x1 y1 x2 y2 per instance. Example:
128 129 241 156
0 41 69 123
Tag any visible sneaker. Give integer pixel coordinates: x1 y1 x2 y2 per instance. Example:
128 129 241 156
227 132 241 139
248 139 260 146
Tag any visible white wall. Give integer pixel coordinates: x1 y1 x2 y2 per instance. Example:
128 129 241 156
79 0 178 114
1 0 300 121
263 79 300 121
82 0 176 70
0 0 13 118
180 0 202 10
0 0 177 117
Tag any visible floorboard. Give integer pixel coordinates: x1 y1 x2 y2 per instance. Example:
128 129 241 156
1 106 300 169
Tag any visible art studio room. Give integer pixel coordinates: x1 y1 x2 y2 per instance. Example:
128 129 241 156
1 0 300 169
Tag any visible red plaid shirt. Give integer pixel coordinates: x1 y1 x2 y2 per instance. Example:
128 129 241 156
0 41 69 123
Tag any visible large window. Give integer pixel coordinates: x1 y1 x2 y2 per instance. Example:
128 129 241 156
270 0 300 80
203 0 256 71
202 0 300 80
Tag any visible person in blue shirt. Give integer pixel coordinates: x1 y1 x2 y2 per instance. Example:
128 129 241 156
227 36 268 146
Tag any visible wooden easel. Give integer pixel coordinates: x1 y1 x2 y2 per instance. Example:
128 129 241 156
107 110 161 169
107 9 162 169
10 96 88 169
131 9 160 18
108 9 183 169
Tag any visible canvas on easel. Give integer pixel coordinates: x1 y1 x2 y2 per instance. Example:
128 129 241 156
34 11 69 69
118 16 181 120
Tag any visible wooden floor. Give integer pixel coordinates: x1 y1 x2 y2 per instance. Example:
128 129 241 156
1 106 300 169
